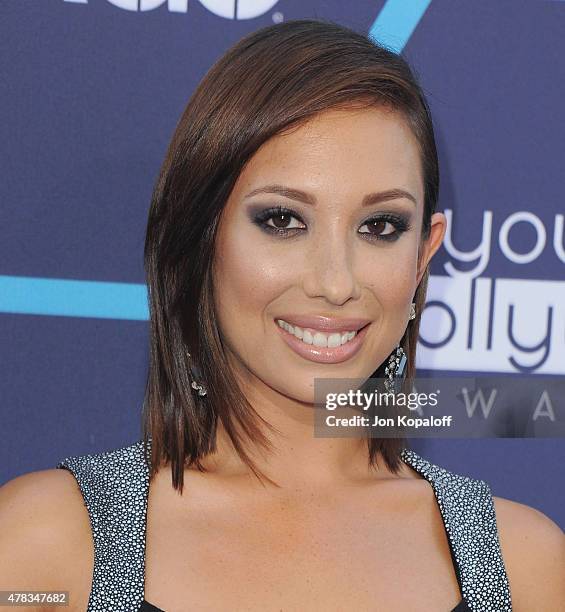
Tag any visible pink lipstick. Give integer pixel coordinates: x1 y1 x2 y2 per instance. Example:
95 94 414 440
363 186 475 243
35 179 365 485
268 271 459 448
275 317 371 364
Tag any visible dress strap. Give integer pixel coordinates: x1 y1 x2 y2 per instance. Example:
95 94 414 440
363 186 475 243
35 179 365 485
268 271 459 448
400 448 512 612
56 440 151 610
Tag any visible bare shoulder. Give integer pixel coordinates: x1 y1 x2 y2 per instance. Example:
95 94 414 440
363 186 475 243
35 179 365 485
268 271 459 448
0 468 93 611
492 495 565 611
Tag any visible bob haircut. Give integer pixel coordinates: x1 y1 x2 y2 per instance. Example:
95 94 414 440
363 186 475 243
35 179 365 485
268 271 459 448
142 18 439 492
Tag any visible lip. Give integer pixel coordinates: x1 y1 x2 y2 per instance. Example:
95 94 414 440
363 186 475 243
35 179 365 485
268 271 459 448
274 315 371 333
275 319 371 364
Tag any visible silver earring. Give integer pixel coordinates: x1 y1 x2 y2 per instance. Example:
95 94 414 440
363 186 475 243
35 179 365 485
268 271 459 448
409 302 416 320
187 352 207 397
384 344 407 393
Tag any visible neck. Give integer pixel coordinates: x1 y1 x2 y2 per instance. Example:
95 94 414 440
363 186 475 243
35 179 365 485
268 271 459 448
192 378 405 489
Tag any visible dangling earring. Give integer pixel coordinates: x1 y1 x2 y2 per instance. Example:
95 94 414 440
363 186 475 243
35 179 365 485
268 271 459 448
384 344 407 393
409 302 416 320
187 352 207 397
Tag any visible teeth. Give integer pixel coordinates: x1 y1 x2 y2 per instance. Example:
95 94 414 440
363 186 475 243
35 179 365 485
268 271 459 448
276 319 358 347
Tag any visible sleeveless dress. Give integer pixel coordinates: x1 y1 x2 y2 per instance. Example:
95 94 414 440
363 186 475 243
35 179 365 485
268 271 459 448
56 439 512 611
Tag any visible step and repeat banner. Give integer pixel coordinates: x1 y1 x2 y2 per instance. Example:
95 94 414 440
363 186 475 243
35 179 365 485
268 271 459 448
1 1 564 525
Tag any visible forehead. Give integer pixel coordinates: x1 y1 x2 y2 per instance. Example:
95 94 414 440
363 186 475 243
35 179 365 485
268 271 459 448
232 106 424 205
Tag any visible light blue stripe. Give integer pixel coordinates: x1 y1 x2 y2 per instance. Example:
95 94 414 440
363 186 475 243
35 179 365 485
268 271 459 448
369 0 433 53
0 275 149 321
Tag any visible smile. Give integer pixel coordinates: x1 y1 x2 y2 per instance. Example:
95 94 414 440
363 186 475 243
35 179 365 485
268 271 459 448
275 318 371 364
276 319 359 347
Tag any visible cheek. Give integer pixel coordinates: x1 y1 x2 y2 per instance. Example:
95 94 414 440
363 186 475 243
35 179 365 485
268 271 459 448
213 228 289 328
360 239 419 308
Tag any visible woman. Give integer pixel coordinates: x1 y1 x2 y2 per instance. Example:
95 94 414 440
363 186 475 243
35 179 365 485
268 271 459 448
1 19 563 612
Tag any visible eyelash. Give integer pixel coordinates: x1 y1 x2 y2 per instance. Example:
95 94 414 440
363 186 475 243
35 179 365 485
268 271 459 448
252 206 411 242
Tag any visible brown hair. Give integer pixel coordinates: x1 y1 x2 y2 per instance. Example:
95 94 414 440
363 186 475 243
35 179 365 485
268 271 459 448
141 18 439 493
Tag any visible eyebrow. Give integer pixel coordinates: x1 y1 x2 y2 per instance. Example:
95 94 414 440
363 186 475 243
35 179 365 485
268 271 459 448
243 184 417 207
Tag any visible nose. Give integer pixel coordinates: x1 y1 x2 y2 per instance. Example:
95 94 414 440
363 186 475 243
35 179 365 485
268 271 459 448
302 227 362 305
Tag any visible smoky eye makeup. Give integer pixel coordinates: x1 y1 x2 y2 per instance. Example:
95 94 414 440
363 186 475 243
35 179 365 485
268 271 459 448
247 203 413 243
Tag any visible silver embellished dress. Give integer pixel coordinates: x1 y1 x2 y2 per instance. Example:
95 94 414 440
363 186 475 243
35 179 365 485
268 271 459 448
56 440 512 611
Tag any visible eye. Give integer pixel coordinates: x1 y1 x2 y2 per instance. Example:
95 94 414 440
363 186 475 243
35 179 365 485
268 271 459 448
359 214 410 242
253 206 306 236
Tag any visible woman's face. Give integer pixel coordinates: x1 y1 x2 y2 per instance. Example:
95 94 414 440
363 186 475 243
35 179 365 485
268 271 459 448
213 106 446 403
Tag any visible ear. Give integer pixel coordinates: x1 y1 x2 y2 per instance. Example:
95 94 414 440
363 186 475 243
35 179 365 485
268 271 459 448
416 212 447 285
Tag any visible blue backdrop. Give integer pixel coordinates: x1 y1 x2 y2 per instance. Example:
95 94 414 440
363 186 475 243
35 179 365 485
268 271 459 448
1 0 564 528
